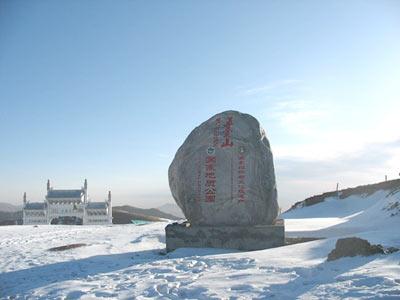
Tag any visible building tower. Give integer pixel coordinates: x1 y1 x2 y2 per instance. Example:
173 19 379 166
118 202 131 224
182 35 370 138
84 179 88 203
47 179 51 191
22 192 27 224
107 190 112 224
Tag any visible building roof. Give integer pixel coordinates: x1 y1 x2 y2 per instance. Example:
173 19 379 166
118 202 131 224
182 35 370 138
47 189 83 199
86 202 107 209
25 202 47 210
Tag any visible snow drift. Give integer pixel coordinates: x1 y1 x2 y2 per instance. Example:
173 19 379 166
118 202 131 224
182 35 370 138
1 180 399 299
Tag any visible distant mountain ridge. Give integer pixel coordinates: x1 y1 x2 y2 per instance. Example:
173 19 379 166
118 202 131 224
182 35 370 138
157 203 184 218
112 208 162 224
287 178 400 212
0 211 22 225
113 205 182 220
0 202 21 212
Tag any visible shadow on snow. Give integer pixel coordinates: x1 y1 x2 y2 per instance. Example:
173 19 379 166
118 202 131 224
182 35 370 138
0 246 236 297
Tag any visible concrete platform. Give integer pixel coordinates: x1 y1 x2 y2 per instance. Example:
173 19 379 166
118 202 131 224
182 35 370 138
165 219 285 252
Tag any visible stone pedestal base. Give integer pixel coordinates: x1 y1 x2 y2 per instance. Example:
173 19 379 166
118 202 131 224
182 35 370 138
165 219 285 252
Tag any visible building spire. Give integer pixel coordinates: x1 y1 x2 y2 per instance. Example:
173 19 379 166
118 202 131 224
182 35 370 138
23 192 27 204
47 179 51 191
83 179 88 203
107 190 112 224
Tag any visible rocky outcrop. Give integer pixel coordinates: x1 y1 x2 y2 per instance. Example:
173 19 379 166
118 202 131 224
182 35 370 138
327 237 392 261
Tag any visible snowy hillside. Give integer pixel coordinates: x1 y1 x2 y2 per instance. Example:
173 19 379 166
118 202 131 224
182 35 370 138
1 188 400 299
283 188 400 238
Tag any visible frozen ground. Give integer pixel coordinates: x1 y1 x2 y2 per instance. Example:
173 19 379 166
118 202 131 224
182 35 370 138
1 189 400 299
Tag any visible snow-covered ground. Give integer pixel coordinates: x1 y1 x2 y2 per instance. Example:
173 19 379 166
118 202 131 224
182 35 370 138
1 189 400 299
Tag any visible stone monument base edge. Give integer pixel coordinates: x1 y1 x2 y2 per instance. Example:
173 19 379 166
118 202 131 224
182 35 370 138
165 219 285 252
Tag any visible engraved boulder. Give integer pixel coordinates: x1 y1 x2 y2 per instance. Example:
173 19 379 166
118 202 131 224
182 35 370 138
168 110 279 226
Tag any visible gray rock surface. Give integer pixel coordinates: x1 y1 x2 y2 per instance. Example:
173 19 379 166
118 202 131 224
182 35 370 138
168 110 279 226
165 220 285 252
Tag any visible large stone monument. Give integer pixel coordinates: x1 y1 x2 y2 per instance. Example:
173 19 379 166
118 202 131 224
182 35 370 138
166 110 284 251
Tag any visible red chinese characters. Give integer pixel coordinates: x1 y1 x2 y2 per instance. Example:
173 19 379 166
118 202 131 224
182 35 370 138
238 153 246 202
205 155 216 202
221 116 234 148
213 117 221 147
203 115 234 203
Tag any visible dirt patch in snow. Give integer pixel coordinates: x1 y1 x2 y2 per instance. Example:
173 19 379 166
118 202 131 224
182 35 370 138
48 243 87 251
285 237 324 245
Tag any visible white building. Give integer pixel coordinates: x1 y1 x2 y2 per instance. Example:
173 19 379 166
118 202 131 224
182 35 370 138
23 179 112 225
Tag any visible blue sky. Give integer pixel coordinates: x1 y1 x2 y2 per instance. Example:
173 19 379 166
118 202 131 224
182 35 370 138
1 0 399 209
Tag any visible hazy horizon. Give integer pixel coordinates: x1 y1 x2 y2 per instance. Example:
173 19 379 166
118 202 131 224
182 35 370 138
1 1 399 210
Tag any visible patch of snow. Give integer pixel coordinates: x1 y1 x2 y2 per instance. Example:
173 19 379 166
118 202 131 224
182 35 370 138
1 188 399 299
